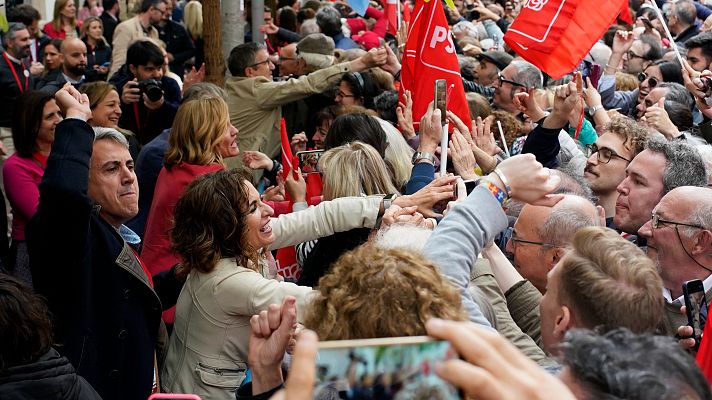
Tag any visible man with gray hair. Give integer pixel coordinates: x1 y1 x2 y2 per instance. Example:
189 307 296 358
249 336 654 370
27 85 184 400
668 0 700 49
316 5 357 50
505 194 600 294
638 186 712 336
492 60 542 114
0 22 33 153
615 137 707 238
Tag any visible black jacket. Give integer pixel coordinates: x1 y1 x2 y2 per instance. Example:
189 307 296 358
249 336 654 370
109 65 181 145
100 11 120 45
158 20 195 76
0 348 102 400
84 39 112 82
27 119 184 400
0 54 35 128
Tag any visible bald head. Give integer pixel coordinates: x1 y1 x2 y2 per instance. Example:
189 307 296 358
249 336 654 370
60 37 87 79
539 194 600 246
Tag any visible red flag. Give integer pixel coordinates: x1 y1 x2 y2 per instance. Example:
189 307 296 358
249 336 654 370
402 0 411 24
697 317 712 383
280 118 294 180
618 1 633 26
383 0 399 36
399 0 471 131
503 0 625 79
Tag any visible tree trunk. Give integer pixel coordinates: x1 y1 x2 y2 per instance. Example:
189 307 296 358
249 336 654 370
221 0 244 73
203 0 225 86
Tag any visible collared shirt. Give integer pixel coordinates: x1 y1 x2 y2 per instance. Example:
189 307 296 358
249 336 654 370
663 274 712 306
61 71 85 85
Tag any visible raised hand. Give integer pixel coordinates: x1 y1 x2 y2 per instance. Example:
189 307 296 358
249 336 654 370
642 97 679 139
450 129 478 180
488 154 563 207
397 90 415 140
394 174 458 218
290 132 308 154
472 116 501 157
55 83 92 121
243 150 274 171
611 29 635 55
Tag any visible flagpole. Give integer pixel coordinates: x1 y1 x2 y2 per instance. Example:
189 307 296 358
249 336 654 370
440 122 449 176
649 0 685 67
396 0 402 32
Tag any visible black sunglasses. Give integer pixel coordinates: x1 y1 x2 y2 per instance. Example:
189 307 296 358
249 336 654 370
638 72 659 88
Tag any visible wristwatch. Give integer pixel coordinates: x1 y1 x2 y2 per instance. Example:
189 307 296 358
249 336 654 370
375 194 399 229
411 151 435 165
588 104 604 116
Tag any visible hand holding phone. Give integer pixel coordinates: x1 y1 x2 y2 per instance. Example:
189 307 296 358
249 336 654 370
683 279 708 350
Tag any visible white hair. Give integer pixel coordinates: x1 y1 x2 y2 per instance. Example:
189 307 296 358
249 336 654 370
377 117 414 189
695 145 712 186
374 225 433 252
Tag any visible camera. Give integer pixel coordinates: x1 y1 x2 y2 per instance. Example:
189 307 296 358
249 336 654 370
136 79 164 102
465 3 480 20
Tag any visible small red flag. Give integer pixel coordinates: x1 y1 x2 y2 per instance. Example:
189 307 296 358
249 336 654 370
697 318 712 383
402 1 411 24
399 0 471 130
280 118 294 180
503 0 626 79
383 0 399 36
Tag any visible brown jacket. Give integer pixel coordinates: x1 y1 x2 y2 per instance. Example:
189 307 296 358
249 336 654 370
109 16 159 76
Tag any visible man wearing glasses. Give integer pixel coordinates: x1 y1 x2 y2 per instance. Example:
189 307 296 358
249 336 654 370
224 41 393 174
614 137 707 242
599 31 662 117
492 60 542 114
637 186 712 335
583 117 652 226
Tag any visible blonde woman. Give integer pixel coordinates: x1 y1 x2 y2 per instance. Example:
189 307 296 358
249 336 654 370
378 118 414 191
184 0 204 68
80 17 111 81
141 96 239 324
297 141 401 286
43 0 81 39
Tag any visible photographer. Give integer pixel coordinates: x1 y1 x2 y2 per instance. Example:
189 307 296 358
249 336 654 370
109 39 181 145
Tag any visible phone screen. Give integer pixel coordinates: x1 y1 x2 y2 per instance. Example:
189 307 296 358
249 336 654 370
313 337 462 400
464 179 479 194
684 280 708 344
296 150 324 175
434 79 447 124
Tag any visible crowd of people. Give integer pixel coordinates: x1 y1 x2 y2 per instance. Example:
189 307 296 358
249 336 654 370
2 0 712 399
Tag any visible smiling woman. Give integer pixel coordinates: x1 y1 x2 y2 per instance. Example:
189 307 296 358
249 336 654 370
140 96 239 325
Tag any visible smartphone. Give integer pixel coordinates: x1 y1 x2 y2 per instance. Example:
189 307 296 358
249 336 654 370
588 64 603 90
296 149 324 175
434 79 447 125
683 279 708 349
314 336 462 400
464 179 480 194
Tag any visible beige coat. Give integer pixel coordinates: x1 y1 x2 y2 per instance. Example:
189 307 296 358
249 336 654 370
109 16 160 76
224 62 351 163
160 196 382 400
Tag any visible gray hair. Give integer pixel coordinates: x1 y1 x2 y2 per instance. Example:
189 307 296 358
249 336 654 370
684 196 712 244
696 145 712 185
299 19 320 36
93 127 129 149
3 22 27 46
657 82 693 108
672 0 697 26
182 82 226 102
374 225 433 252
511 60 543 89
645 137 707 194
539 195 599 246
315 6 342 37
560 328 711 400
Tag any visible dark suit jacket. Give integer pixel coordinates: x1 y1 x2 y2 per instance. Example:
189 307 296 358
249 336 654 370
27 119 183 400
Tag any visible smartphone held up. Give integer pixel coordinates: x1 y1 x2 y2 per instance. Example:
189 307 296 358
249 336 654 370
311 336 463 399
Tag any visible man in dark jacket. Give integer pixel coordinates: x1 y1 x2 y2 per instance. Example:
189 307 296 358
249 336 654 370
109 39 181 144
27 85 184 400
0 23 34 153
157 0 195 76
101 0 121 44
36 38 88 93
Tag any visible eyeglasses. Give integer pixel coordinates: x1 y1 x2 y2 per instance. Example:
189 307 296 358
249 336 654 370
335 90 355 98
638 72 659 88
651 212 704 230
498 73 527 88
509 231 556 250
626 50 646 60
585 143 631 164
249 58 273 68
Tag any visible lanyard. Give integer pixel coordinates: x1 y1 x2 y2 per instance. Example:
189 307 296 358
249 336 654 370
3 52 28 93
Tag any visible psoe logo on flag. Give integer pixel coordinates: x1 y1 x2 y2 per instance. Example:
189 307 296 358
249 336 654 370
524 0 548 12
429 26 455 53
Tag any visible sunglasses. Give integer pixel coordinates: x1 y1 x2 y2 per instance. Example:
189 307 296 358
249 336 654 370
498 73 527 88
638 72 659 88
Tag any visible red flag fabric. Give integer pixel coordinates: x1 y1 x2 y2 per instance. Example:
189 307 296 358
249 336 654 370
618 1 633 26
383 0 399 36
280 118 294 180
697 316 712 383
402 0 411 24
399 0 471 131
503 0 626 79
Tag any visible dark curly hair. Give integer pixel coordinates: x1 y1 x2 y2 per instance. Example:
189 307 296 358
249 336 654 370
171 168 258 274
304 245 466 340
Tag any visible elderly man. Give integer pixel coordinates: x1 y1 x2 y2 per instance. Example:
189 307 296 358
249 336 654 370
462 50 513 100
505 195 599 294
615 137 707 239
669 0 700 48
279 34 336 78
492 60 543 114
225 41 393 165
638 186 712 335
36 38 88 93
27 85 184 400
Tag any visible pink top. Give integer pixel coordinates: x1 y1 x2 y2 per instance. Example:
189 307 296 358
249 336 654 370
141 162 224 323
3 153 46 241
